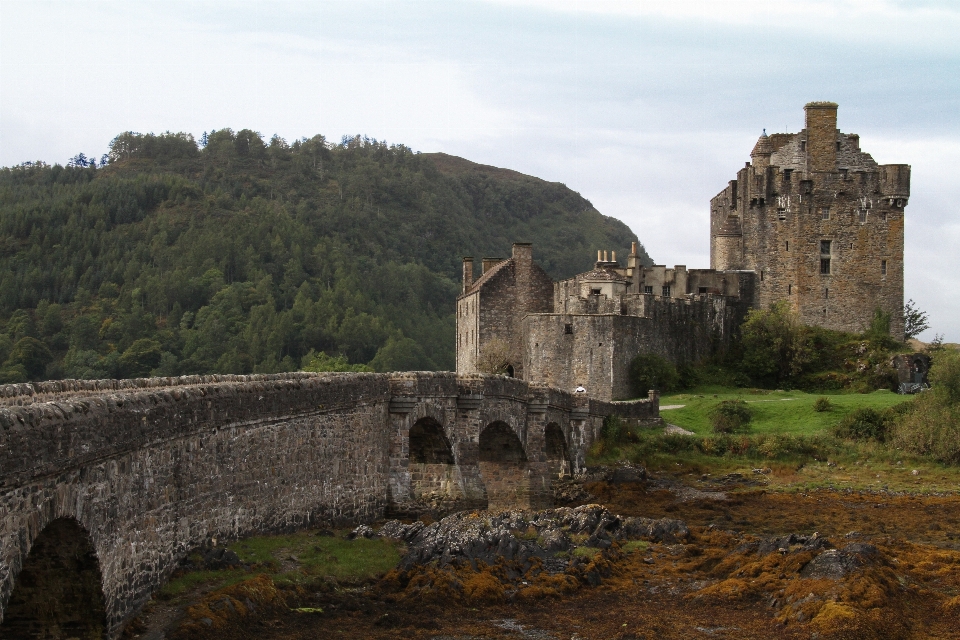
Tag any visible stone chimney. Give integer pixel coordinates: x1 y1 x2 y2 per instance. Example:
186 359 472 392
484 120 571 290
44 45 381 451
482 257 501 273
462 257 474 293
804 101 839 173
512 242 533 263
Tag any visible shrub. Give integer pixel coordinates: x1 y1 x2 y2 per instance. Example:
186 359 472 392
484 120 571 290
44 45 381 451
676 362 701 390
629 353 678 396
891 400 960 464
890 349 960 462
813 397 832 412
590 415 639 457
709 399 752 434
832 408 888 441
740 301 813 387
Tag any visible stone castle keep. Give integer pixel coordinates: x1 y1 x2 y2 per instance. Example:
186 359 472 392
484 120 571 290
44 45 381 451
457 102 909 399
711 101 909 338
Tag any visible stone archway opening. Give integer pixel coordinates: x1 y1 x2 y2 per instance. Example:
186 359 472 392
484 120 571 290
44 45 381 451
408 417 459 505
478 421 529 511
0 517 107 640
544 422 572 478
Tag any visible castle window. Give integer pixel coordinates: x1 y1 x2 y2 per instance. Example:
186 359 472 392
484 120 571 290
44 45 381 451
783 169 792 182
881 260 887 276
564 323 573 335
881 210 887 221
858 209 867 223
788 284 792 295
590 288 601 296
785 241 789 251
801 141 806 152
825 288 829 299
837 141 841 151
698 287 707 294
760 271 764 281
821 207 830 220
820 240 832 275
662 285 671 297
644 285 653 295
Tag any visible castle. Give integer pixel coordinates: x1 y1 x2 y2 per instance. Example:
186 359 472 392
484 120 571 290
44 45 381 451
457 103 910 400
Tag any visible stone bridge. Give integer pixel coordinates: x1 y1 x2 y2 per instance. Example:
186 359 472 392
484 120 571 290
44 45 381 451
0 371 658 638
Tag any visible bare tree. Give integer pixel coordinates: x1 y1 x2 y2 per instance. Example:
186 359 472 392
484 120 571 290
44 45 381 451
476 338 512 375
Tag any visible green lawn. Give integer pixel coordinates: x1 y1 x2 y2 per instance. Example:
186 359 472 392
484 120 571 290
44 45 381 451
159 529 401 599
659 386 913 436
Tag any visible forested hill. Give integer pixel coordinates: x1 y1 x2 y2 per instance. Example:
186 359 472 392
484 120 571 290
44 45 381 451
0 130 650 382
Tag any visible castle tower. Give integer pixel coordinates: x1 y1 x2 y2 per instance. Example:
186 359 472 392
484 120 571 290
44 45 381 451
710 102 909 338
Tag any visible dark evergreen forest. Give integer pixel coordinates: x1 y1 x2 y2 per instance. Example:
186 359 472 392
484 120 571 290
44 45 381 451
0 130 648 381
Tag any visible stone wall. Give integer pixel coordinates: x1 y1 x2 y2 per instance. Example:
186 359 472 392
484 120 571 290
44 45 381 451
1 371 655 637
523 292 745 401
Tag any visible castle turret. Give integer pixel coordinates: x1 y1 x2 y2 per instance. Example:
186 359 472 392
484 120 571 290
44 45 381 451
713 214 744 270
750 131 773 169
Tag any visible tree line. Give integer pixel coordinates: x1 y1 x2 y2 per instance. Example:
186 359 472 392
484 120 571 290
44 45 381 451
0 129 644 382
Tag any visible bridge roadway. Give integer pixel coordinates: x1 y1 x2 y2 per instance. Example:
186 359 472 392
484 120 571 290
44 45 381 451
0 371 658 638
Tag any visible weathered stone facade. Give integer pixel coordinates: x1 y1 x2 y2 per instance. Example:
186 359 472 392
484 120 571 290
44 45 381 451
459 243 752 401
0 372 657 638
710 102 908 339
457 244 555 379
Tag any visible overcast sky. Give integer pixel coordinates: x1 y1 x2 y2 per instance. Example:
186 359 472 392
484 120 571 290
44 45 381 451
1 0 958 340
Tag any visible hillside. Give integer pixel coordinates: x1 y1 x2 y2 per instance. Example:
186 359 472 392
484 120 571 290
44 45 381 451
0 130 649 381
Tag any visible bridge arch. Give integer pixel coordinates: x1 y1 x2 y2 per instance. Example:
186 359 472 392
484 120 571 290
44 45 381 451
408 417 460 504
478 420 529 511
0 517 106 639
544 422 572 478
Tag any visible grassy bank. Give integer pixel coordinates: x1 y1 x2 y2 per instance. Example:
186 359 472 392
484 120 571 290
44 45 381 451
159 529 401 599
659 386 912 436
588 384 960 493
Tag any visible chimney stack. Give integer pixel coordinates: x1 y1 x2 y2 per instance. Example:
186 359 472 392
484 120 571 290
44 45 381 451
482 257 501 273
804 101 839 173
462 257 474 293
512 242 533 263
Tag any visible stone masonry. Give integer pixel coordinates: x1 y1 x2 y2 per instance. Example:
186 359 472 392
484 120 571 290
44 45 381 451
710 102 909 338
0 371 657 638
459 243 752 401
